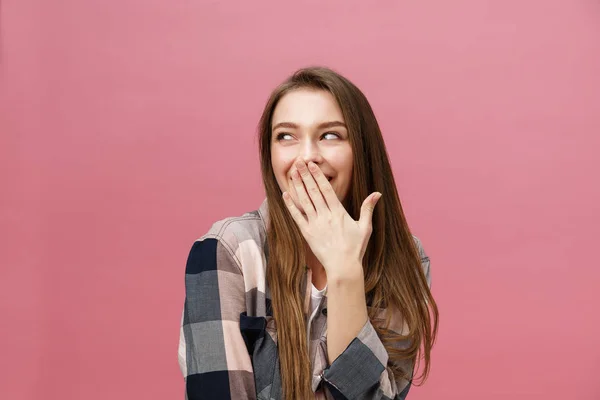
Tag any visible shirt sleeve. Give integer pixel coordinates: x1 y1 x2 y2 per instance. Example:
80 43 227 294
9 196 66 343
178 237 256 400
321 236 431 400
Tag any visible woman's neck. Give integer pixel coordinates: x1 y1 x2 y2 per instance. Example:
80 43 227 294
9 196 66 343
305 243 327 290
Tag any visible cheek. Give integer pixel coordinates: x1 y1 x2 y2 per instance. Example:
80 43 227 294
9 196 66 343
271 152 293 188
331 155 353 195
329 151 353 178
270 151 283 173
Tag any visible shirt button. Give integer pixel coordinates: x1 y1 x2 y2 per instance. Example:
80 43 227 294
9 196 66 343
321 308 327 316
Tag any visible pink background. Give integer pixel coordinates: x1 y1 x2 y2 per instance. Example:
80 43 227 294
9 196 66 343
1 0 599 399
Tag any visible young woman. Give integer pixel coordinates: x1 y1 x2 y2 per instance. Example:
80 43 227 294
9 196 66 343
178 67 438 400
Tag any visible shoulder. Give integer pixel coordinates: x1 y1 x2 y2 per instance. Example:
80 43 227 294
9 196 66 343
189 200 268 274
411 234 431 286
411 235 429 263
200 206 266 250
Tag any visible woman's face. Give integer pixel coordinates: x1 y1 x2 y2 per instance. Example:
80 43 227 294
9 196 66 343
270 88 353 214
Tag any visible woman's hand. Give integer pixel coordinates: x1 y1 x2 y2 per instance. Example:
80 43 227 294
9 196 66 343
282 160 382 279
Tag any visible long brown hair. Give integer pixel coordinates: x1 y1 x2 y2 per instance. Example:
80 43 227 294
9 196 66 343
258 66 438 399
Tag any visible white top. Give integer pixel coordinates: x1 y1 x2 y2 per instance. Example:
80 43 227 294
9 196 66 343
310 283 327 316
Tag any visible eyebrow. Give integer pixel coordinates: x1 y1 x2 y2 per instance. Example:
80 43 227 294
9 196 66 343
272 121 347 131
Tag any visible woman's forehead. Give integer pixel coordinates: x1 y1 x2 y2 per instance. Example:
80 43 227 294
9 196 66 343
272 89 344 128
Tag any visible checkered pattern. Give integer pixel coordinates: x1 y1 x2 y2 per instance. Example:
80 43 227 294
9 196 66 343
178 199 431 399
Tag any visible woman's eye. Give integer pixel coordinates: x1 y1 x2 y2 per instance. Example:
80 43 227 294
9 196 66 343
276 133 293 141
322 132 340 140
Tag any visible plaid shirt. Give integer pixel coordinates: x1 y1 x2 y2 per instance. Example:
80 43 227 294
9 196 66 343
178 199 431 400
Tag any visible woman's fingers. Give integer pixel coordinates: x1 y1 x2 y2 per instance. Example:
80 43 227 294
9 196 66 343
358 192 382 232
307 161 340 211
282 191 308 230
296 160 328 213
291 167 317 219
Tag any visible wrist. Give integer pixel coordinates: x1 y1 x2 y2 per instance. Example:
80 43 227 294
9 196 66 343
326 261 364 287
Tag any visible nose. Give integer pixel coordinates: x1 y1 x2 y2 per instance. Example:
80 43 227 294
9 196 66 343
299 140 324 165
